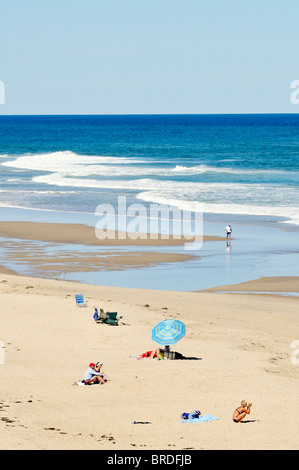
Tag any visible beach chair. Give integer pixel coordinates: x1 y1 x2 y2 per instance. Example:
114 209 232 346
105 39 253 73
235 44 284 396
75 294 88 307
104 312 118 326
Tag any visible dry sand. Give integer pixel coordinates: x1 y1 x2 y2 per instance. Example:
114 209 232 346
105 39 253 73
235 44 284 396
1 273 299 450
0 220 298 450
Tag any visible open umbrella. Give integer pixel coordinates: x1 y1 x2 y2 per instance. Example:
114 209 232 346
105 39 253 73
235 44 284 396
151 319 186 346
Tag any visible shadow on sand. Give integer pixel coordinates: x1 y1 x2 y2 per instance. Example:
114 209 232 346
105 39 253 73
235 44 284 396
173 353 202 361
239 419 259 424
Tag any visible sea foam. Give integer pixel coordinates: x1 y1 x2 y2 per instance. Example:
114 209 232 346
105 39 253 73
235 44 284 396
2 150 299 226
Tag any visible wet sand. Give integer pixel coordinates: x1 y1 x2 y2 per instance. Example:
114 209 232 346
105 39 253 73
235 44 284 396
0 221 224 246
198 276 299 293
0 220 228 278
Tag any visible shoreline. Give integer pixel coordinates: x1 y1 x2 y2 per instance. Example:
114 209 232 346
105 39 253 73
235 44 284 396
0 219 298 292
1 259 298 295
198 276 299 294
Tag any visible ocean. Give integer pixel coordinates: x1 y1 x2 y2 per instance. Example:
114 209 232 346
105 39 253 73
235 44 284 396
0 114 299 290
0 114 299 227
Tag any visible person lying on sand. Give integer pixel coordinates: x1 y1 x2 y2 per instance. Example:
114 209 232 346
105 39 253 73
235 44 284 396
139 345 170 359
140 348 163 359
232 400 252 422
84 362 109 385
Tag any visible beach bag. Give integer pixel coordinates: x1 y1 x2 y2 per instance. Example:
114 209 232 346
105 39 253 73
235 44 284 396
163 350 176 360
181 410 201 420
85 377 100 385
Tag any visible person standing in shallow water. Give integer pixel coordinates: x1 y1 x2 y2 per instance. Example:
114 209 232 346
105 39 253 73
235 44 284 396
226 224 232 240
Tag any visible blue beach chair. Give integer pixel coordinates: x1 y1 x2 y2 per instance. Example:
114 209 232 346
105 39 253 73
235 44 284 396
75 294 88 307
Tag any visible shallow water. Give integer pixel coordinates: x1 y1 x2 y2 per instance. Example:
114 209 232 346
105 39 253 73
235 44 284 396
0 208 298 292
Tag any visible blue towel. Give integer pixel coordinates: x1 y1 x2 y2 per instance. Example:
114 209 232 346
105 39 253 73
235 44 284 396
179 414 219 423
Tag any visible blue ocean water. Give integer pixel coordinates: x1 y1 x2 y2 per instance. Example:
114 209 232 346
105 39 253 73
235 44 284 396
0 114 299 227
0 114 299 291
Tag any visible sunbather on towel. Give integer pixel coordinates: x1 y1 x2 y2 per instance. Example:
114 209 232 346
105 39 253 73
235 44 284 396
232 400 252 422
140 345 170 359
84 362 109 385
139 349 161 358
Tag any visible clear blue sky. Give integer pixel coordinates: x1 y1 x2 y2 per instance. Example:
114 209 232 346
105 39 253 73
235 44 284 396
0 0 298 114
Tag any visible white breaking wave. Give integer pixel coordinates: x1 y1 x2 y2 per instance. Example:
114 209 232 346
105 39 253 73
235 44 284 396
136 192 299 226
31 173 299 203
2 151 297 178
1 151 146 172
171 164 285 175
2 150 299 226
32 174 165 189
30 171 299 225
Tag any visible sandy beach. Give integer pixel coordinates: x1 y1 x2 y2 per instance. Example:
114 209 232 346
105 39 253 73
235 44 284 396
0 221 299 450
1 2 299 453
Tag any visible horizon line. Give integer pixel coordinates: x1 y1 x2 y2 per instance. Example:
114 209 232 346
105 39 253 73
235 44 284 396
0 112 298 117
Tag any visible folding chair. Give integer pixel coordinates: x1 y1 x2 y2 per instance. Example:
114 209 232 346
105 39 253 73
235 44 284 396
75 294 88 307
105 312 118 326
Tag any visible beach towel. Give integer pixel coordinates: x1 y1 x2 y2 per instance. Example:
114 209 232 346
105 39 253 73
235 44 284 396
179 414 219 423
76 381 86 386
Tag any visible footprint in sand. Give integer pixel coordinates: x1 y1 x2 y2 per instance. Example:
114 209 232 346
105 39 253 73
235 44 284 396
44 427 67 434
1 417 15 424
99 433 116 444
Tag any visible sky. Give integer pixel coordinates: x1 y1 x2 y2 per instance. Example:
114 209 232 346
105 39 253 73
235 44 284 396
0 0 299 115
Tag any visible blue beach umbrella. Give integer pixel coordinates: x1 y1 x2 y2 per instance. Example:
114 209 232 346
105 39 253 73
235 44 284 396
151 319 186 346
